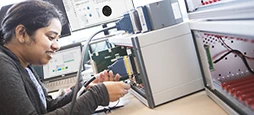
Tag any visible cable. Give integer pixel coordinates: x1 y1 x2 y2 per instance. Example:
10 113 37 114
213 49 254 74
69 25 116 115
218 37 254 60
213 50 234 64
103 99 120 114
76 74 99 99
93 99 122 114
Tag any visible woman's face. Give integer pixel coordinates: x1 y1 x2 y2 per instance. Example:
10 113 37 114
23 18 62 65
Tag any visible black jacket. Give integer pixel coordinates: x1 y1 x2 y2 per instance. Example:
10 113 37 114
0 46 109 115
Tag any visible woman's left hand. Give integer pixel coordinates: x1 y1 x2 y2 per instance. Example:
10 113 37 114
78 70 121 96
92 70 120 84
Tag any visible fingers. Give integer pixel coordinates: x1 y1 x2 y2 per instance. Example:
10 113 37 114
102 70 108 81
119 89 128 98
103 70 116 81
114 73 120 81
122 89 129 95
119 82 130 97
88 70 120 85
121 82 131 89
108 70 114 81
98 70 123 82
98 73 104 82
120 82 130 98
104 81 131 102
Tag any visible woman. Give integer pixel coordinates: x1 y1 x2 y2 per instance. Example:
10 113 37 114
0 0 130 114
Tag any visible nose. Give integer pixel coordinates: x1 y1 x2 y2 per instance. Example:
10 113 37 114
51 40 60 51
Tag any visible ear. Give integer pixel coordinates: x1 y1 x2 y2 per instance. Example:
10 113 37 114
15 25 27 44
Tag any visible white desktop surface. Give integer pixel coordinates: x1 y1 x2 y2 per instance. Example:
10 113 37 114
94 90 227 115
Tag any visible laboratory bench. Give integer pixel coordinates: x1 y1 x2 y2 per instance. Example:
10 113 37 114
94 90 228 115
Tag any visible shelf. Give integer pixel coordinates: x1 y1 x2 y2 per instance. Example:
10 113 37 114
189 20 254 38
188 0 254 20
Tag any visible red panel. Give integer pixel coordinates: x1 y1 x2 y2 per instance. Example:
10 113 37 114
224 77 254 93
234 86 254 98
230 83 254 96
221 75 254 89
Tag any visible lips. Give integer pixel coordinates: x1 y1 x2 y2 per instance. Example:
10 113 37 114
46 51 55 58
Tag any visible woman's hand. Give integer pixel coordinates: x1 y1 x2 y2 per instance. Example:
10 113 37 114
85 70 130 101
85 70 120 89
103 81 130 102
93 70 120 83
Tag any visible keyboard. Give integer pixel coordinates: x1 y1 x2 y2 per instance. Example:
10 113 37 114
44 77 77 93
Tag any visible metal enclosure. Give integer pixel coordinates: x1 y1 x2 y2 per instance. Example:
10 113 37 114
145 0 183 30
188 0 254 114
130 22 204 108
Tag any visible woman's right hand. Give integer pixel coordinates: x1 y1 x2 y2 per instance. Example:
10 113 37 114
103 81 130 102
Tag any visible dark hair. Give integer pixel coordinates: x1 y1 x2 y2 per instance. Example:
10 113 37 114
0 0 65 45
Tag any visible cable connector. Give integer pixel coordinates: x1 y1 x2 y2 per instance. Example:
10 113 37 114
108 56 132 81
115 14 134 34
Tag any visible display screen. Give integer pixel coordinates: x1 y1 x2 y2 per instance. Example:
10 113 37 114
62 0 134 31
43 43 82 80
